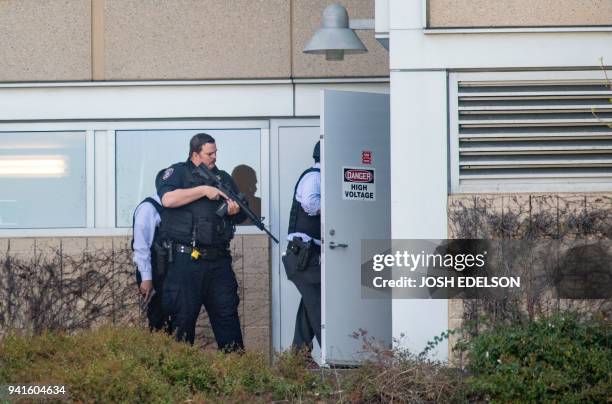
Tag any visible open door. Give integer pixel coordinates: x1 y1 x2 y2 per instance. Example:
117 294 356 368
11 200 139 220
321 90 391 366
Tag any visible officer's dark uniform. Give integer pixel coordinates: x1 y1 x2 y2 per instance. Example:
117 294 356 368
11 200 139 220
132 196 171 333
283 144 321 351
157 160 246 351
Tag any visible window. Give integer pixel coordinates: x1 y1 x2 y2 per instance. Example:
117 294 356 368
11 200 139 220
115 128 262 227
0 131 87 228
449 71 612 193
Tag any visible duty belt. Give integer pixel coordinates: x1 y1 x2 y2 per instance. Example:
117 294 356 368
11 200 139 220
174 243 230 260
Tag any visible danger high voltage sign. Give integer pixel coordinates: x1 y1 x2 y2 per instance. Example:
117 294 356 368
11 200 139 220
342 167 376 201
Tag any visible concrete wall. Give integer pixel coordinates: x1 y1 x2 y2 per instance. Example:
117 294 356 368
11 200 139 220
428 0 612 28
390 70 449 361
0 234 271 356
390 3 612 81
448 193 612 240
103 0 291 80
0 0 387 82
0 0 91 82
389 0 611 360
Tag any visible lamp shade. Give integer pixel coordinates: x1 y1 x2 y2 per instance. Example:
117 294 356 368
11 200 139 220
303 3 367 61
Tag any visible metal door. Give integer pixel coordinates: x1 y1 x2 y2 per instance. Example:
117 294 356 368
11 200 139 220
321 90 391 365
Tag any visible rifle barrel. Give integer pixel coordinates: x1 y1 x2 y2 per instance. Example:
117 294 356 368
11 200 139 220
196 164 279 244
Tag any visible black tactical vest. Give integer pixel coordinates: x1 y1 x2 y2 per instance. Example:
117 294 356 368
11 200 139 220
132 197 166 283
287 167 321 240
159 163 234 247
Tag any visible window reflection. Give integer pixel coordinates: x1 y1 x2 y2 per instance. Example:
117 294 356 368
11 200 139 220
116 128 261 227
0 132 86 228
0 156 68 177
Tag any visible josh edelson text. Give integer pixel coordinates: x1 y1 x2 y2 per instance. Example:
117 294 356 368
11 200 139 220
370 250 521 289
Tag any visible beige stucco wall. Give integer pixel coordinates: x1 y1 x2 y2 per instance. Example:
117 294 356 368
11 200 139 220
0 0 92 82
428 0 612 28
105 0 387 80
0 234 271 356
0 0 387 82
103 0 292 80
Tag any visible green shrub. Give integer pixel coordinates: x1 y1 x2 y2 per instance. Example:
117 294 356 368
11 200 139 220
2 315 607 402
0 327 332 402
462 313 611 403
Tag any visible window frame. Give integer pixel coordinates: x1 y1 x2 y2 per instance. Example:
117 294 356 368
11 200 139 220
0 120 269 237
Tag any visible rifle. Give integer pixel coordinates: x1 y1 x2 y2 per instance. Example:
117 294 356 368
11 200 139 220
196 164 279 244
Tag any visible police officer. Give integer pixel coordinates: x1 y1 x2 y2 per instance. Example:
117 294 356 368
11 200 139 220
132 170 171 332
283 141 321 359
157 133 246 351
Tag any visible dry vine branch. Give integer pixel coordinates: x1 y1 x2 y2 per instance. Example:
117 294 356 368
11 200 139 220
448 194 612 342
0 246 142 335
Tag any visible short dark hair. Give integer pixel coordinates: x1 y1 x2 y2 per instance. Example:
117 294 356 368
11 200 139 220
188 133 216 159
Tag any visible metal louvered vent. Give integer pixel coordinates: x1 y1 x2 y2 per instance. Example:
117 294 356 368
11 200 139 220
451 74 612 192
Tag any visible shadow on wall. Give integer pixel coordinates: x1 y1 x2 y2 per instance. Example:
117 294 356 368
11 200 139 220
231 164 261 226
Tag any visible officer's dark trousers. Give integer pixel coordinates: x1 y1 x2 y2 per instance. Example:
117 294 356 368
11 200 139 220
289 246 321 351
163 253 243 351
147 275 171 333
292 280 321 350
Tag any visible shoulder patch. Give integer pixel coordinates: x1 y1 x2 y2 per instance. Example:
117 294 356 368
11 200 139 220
162 167 174 180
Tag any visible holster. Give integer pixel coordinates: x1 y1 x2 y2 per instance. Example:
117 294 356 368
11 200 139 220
282 238 321 284
152 241 168 279
289 238 312 271
163 240 174 264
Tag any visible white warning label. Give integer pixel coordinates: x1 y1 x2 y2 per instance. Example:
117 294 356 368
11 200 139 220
342 167 375 201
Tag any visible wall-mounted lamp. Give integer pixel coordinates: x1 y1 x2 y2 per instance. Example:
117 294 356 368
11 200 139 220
303 3 371 61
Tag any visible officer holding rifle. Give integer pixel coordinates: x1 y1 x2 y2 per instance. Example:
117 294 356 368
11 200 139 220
156 133 247 351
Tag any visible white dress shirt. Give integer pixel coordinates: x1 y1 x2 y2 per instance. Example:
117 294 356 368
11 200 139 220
132 195 162 281
287 162 321 245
